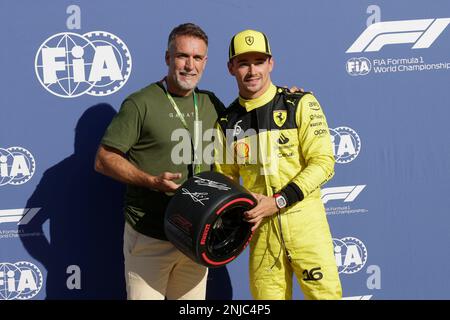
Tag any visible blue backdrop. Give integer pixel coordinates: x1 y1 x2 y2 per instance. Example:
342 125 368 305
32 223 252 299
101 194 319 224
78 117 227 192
1 0 449 300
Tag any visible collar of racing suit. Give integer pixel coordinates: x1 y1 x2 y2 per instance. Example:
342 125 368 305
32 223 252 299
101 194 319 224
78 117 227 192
238 83 277 112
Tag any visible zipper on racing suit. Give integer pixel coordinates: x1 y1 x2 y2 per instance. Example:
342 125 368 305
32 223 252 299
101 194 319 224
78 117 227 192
270 185 292 269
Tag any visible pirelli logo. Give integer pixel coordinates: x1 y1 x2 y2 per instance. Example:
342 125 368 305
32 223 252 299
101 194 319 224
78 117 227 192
200 224 211 245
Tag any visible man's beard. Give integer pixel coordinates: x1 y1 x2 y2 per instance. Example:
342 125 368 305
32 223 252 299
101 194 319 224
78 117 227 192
173 73 201 91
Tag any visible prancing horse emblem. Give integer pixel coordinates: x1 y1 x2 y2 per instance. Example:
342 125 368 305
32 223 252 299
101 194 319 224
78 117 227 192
245 36 254 45
273 110 287 127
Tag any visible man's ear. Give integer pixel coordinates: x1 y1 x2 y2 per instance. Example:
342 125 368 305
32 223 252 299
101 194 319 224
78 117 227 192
227 61 235 76
165 50 170 67
268 57 274 72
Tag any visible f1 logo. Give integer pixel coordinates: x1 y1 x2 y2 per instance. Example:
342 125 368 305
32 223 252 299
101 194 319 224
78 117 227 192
347 18 450 53
0 208 41 225
321 185 366 204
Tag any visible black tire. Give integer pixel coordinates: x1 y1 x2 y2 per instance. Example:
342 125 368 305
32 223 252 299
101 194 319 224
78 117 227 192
164 172 256 268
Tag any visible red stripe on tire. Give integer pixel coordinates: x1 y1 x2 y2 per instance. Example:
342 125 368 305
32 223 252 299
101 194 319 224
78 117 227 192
201 253 236 266
215 198 254 215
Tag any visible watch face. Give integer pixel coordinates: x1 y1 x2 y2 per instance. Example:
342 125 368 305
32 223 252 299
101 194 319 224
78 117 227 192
276 195 287 208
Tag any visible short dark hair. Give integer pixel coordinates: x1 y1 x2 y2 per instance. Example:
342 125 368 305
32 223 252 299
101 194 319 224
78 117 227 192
167 23 208 49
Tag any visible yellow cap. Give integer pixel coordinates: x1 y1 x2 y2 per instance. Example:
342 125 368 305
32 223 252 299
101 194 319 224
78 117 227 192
228 29 272 60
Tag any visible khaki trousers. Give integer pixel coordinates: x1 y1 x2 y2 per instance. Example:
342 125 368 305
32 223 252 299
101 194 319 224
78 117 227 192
123 222 208 300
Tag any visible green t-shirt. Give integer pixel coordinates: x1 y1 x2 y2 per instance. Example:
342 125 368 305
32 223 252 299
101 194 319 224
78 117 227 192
101 82 225 240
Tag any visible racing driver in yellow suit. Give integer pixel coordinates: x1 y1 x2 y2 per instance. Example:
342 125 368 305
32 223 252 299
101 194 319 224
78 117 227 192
214 29 342 299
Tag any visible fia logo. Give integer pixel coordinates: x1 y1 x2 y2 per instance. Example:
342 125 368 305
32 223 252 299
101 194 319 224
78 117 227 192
333 237 368 274
346 57 371 76
0 147 36 186
35 31 132 98
0 262 43 300
330 127 361 164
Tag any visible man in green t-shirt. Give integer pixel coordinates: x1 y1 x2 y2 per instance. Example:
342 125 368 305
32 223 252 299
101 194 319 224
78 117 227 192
95 23 225 300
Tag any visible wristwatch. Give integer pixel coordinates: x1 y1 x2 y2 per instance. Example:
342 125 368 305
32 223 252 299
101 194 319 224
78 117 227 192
273 193 287 209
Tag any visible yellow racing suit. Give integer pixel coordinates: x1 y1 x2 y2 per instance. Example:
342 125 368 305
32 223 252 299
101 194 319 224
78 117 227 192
214 83 342 299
